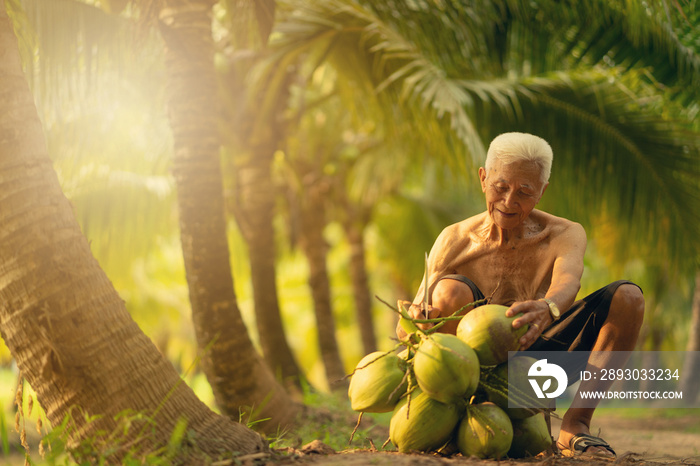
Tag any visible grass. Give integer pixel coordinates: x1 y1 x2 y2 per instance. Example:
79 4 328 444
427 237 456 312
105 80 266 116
266 379 392 452
0 369 393 464
2 366 697 464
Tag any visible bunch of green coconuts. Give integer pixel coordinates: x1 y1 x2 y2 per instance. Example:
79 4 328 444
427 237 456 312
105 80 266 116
348 301 553 459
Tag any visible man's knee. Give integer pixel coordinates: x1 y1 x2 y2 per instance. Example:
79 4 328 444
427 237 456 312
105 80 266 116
611 283 645 324
432 279 475 315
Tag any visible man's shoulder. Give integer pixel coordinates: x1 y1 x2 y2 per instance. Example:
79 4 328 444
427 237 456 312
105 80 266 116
441 213 487 234
532 210 583 230
531 210 587 246
433 213 486 246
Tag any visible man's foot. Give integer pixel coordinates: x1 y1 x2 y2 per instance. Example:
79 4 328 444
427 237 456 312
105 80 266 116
556 433 616 458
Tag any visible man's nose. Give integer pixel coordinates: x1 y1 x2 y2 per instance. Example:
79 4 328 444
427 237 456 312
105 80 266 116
504 192 517 208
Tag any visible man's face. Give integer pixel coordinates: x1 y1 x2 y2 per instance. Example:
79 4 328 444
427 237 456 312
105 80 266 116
479 159 548 230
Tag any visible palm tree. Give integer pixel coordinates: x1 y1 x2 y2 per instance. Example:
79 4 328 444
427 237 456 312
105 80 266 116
156 0 299 428
0 2 267 460
268 0 700 301
339 191 377 354
280 127 348 389
14 0 301 431
256 2 700 396
274 71 414 385
217 0 303 389
681 271 700 403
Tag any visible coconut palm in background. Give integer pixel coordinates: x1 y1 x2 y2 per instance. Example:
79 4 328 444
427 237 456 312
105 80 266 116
0 0 268 460
6 1 296 436
9 0 309 435
156 0 299 429
265 0 700 339
269 0 700 257
217 0 304 389
13 0 176 288
278 81 386 388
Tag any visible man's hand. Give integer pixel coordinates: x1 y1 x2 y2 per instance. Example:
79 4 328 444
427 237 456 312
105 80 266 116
395 301 440 339
408 303 440 330
506 300 552 350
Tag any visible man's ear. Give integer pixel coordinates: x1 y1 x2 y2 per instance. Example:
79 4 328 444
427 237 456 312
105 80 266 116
478 167 487 192
537 182 550 203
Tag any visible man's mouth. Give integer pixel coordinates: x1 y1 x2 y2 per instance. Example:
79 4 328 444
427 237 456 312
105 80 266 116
497 210 517 217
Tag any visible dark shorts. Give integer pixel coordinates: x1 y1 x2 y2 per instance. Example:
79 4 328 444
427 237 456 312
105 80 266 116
436 274 641 352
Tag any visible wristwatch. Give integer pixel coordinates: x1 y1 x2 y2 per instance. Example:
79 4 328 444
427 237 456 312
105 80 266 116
540 298 560 321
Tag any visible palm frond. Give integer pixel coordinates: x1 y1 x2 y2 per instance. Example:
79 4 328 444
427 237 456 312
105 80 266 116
268 0 700 268
19 0 141 112
511 69 699 265
65 166 176 284
500 0 700 102
266 0 496 164
219 0 276 49
10 0 174 283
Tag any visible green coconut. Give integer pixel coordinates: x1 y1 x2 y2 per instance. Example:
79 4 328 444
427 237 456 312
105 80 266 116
348 351 407 413
389 389 462 453
480 356 545 419
508 413 552 458
456 304 528 366
413 333 480 404
456 402 513 459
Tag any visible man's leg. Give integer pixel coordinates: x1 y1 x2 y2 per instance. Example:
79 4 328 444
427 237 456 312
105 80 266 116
557 283 645 456
430 276 483 334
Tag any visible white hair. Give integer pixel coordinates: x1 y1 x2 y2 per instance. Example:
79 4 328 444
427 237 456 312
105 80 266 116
484 132 553 183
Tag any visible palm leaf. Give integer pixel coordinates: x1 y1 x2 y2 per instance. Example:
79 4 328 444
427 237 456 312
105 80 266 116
267 0 700 270
12 0 174 283
19 0 141 110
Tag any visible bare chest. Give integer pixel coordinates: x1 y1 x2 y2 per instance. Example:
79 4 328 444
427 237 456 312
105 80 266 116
447 240 554 305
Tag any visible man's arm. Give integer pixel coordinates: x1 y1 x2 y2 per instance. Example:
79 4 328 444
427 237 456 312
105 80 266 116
541 222 587 312
508 222 587 349
395 226 458 339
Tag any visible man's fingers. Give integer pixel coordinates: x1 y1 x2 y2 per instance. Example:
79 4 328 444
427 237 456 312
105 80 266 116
408 304 438 330
506 301 533 317
512 313 537 329
516 311 545 347
409 304 426 319
505 303 522 317
519 325 540 349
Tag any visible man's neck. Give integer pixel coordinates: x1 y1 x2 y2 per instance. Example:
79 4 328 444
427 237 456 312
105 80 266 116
480 215 528 246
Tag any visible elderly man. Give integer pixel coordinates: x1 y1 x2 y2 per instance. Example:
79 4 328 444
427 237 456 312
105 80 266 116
397 132 644 458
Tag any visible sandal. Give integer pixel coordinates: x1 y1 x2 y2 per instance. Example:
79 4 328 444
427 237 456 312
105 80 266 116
557 433 616 458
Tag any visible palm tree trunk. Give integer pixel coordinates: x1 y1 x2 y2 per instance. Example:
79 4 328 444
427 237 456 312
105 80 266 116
299 193 347 390
158 0 298 430
228 67 303 388
234 152 303 389
0 4 266 460
681 270 700 402
344 218 377 355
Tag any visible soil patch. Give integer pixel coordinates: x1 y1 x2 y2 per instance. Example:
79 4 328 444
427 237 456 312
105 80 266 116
258 413 700 466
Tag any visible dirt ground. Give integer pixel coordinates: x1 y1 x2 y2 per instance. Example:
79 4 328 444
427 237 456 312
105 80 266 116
257 412 700 466
4 410 698 465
